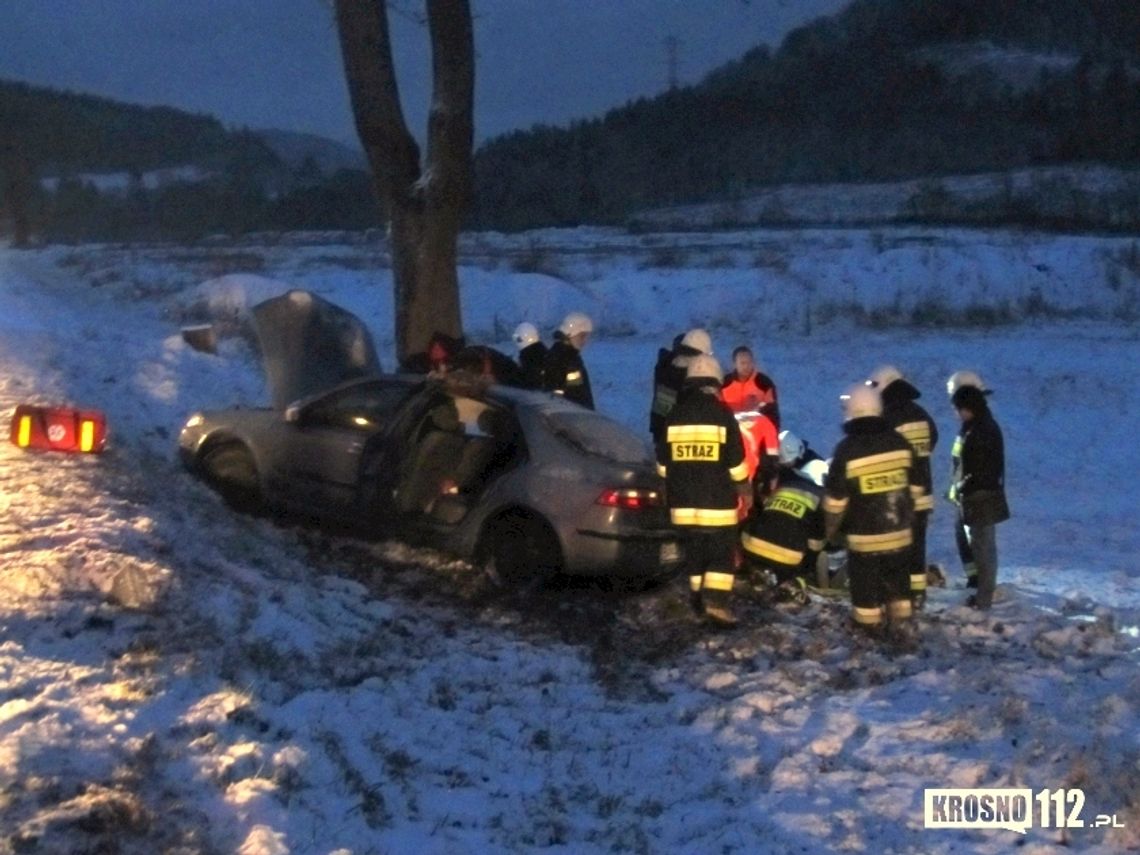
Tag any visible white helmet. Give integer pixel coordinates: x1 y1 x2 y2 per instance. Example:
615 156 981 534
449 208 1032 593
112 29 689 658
686 353 723 383
866 365 903 390
778 430 805 466
512 322 539 349
841 383 882 421
559 311 594 337
946 370 986 396
680 327 713 355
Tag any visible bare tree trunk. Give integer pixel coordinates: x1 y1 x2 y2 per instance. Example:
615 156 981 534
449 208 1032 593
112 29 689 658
334 0 473 363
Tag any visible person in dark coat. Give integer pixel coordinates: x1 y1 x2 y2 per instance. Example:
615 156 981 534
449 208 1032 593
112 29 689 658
512 322 548 390
867 365 939 608
947 374 1010 610
544 312 595 409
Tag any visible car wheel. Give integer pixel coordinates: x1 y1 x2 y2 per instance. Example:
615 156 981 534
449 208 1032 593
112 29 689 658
200 442 262 512
482 510 562 587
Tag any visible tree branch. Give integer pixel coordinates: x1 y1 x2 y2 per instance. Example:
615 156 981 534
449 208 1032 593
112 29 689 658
424 0 474 215
334 0 421 205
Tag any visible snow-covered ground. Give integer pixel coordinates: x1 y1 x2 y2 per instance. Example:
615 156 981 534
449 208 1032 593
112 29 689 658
1 227 1138 854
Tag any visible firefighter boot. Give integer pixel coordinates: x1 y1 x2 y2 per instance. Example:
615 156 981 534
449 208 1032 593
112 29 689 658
701 571 738 627
688 575 704 616
703 599 739 628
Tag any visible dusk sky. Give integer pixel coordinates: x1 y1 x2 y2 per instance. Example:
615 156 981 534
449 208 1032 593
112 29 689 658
0 0 850 147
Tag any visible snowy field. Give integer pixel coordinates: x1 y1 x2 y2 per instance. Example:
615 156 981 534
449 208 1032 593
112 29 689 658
1 225 1139 854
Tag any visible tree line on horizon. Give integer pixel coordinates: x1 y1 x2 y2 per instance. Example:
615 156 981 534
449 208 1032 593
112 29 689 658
0 79 382 243
2 0 1140 243
470 0 1140 230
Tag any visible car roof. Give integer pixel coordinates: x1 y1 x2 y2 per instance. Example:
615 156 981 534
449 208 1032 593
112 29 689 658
297 372 614 424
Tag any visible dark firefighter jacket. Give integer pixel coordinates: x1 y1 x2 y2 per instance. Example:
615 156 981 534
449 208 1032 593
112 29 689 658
656 383 749 527
543 335 594 409
823 416 921 554
741 468 825 570
949 386 1010 527
649 340 699 442
880 378 939 514
517 341 548 390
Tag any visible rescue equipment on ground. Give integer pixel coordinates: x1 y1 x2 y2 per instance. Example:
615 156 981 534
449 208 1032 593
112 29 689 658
9 405 108 454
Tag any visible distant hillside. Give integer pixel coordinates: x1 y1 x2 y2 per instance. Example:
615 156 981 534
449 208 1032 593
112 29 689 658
472 0 1140 231
0 79 258 174
0 79 380 242
253 129 366 176
0 78 369 183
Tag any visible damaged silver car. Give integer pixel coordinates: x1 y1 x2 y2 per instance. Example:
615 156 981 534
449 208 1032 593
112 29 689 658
179 290 683 583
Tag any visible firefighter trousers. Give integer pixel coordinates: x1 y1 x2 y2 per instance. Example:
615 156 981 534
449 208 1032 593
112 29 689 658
910 511 930 598
848 549 912 626
958 513 998 608
682 527 737 612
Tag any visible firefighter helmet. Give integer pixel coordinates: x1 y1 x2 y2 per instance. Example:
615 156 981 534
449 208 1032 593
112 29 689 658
680 328 713 355
686 353 723 383
512 322 539 349
946 370 987 396
778 430 805 466
866 365 903 389
559 312 594 338
841 384 882 421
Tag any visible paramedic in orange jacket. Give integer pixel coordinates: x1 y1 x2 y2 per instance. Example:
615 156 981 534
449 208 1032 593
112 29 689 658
721 345 779 495
721 346 780 429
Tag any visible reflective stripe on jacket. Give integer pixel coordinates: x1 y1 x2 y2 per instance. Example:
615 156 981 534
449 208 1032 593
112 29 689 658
741 469 825 567
656 385 748 527
824 416 920 553
880 380 939 513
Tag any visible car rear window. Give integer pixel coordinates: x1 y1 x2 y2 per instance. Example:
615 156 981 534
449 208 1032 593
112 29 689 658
545 412 652 464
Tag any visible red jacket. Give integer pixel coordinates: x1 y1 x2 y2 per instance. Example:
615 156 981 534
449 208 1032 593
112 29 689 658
721 370 780 429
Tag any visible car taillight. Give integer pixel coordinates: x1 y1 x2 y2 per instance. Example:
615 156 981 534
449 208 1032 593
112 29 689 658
596 488 661 510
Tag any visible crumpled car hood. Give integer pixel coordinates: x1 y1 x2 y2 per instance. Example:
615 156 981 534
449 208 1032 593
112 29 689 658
251 290 382 410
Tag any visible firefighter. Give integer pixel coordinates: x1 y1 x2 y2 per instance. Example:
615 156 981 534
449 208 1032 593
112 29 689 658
649 328 712 443
544 312 595 409
740 429 826 605
657 353 751 626
866 365 939 609
512 322 547 390
946 371 1010 609
721 345 780 429
823 384 923 636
